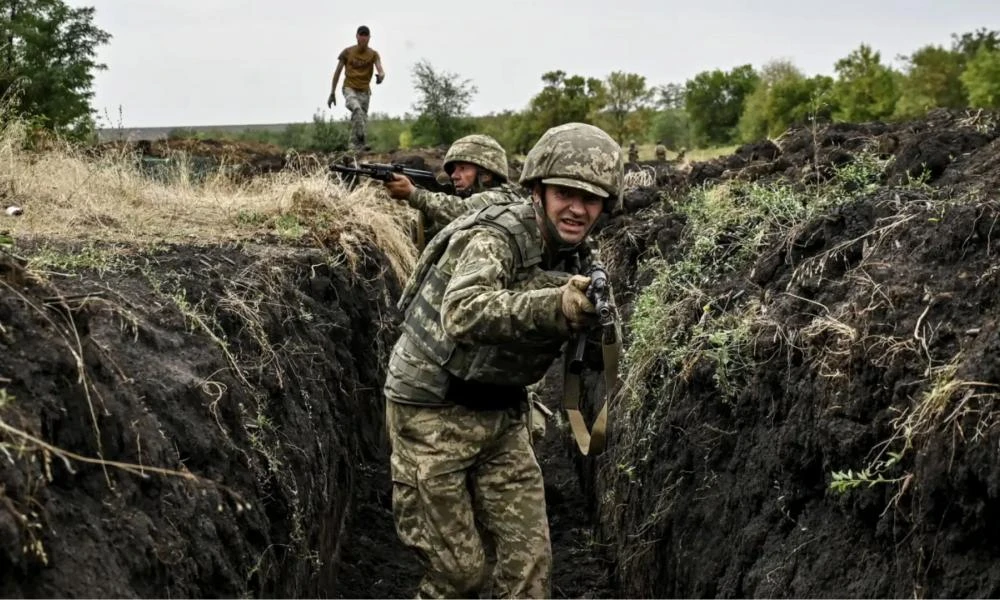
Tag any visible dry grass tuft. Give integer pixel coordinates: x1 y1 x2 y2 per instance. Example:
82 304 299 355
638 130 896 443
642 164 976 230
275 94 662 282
0 121 418 281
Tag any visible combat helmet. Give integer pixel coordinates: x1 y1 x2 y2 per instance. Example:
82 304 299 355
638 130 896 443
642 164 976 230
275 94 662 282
444 134 509 182
519 122 623 213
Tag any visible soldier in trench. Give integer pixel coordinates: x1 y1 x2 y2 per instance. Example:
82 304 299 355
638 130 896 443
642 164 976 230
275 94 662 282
383 122 623 598
383 134 512 240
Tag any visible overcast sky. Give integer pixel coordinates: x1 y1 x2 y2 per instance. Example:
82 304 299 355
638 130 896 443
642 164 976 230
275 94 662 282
71 0 999 128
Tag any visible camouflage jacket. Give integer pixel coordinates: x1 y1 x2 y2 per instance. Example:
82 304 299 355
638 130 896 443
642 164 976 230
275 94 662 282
407 183 524 238
384 201 592 406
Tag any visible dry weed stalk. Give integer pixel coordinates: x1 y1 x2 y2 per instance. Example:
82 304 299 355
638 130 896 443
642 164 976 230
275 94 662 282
787 212 918 290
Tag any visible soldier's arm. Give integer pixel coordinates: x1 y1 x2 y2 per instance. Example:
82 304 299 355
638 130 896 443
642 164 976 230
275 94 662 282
374 52 385 79
407 188 468 229
331 54 346 93
440 229 571 344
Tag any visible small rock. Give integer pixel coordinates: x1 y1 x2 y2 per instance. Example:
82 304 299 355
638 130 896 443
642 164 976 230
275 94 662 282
5 206 23 216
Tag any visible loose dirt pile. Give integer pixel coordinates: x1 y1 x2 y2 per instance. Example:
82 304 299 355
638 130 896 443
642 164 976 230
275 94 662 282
596 108 1000 597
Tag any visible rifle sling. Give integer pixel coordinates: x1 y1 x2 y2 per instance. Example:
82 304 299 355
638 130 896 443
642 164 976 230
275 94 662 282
563 330 620 456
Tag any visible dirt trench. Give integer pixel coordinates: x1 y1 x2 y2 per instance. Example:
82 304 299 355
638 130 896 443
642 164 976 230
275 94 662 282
0 238 615 598
0 242 403 597
12 107 1000 598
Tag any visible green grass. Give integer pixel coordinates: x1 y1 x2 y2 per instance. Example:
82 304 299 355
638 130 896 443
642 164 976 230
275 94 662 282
622 156 884 411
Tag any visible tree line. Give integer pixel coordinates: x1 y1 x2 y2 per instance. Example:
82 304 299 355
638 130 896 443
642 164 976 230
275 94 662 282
2 1 998 153
452 27 1000 153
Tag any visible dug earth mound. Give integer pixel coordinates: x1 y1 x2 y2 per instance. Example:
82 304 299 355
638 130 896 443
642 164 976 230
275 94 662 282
0 243 409 597
599 108 1000 597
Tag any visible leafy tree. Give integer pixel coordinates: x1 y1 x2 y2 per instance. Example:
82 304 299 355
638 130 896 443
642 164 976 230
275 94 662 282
832 44 899 122
650 108 693 150
738 60 800 141
961 47 1000 109
653 83 685 110
599 71 653 144
952 28 1000 59
738 61 834 141
0 0 110 136
648 82 693 149
774 74 834 126
409 59 477 147
894 45 966 118
519 70 606 149
684 64 758 145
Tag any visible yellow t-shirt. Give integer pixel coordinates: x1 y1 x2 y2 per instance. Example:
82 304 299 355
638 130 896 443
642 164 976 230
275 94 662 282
339 45 380 92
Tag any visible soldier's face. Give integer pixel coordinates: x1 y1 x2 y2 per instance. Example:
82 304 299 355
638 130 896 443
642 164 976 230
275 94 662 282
450 162 478 194
356 33 370 47
538 185 603 245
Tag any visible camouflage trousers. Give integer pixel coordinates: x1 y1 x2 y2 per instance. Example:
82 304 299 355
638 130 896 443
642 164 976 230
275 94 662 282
387 400 552 599
342 87 370 150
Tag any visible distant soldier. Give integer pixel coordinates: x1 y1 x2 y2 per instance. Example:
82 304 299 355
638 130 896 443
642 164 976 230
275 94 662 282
327 25 386 152
654 143 667 161
627 139 639 163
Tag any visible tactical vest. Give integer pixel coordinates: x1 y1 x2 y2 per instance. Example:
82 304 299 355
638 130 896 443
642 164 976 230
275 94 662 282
390 202 584 403
422 184 522 240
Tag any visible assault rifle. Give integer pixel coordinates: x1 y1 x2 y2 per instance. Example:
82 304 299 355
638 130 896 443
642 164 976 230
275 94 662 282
564 262 620 457
329 161 453 250
569 264 616 374
329 161 449 192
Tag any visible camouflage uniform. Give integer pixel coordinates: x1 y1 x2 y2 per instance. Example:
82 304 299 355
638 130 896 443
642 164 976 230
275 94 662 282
385 122 623 599
408 183 523 241
343 88 371 150
406 134 511 240
627 140 639 163
655 143 668 161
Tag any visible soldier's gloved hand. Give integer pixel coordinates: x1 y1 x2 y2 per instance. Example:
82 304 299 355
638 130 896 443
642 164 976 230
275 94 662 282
560 275 597 330
384 173 415 200
376 74 385 84
327 92 336 108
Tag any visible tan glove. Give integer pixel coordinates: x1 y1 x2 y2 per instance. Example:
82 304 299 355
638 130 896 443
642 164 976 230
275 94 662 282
560 275 596 330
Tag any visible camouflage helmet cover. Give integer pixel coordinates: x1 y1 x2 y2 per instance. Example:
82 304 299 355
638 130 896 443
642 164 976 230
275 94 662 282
519 122 623 205
444 134 509 182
